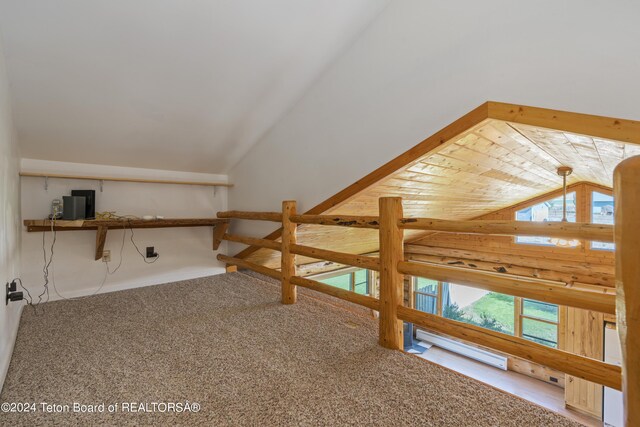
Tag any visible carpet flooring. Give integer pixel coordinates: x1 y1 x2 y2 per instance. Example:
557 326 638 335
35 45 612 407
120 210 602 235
1 272 582 426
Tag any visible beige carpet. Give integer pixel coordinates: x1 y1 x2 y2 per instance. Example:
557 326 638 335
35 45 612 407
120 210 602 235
1 272 582 426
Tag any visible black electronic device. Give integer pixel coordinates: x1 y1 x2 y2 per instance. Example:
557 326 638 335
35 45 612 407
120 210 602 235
62 196 86 220
71 190 96 219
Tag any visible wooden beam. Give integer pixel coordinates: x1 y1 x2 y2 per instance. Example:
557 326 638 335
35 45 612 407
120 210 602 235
216 254 282 281
231 103 491 260
397 305 621 390
19 172 232 187
290 214 380 229
223 233 282 251
281 201 297 304
397 261 615 314
290 276 379 311
216 211 282 222
488 102 640 146
404 245 614 287
399 218 614 242
378 197 404 350
290 244 380 271
212 222 229 250
95 226 108 260
614 156 640 425
24 218 228 232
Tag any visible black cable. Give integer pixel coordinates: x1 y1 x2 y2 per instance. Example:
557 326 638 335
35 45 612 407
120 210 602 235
127 219 160 264
15 278 33 306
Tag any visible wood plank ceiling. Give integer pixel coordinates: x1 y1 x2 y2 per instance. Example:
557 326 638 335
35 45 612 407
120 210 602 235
247 118 640 268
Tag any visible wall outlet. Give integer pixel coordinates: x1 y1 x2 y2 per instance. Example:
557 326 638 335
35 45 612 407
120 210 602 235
102 250 111 263
146 246 158 258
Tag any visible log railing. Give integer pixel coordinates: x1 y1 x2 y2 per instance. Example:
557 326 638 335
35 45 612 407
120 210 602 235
217 171 637 421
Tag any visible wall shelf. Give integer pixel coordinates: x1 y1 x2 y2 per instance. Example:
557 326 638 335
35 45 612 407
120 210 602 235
24 218 229 260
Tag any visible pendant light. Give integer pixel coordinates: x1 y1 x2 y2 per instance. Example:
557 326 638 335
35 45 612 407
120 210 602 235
550 166 580 248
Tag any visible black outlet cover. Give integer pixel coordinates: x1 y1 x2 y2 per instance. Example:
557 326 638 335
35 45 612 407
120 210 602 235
146 247 158 258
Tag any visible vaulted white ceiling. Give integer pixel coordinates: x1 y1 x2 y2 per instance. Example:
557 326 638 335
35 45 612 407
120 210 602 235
0 0 388 173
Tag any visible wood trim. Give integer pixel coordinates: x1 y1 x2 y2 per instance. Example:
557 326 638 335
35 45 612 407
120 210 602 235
614 156 640 426
281 201 297 304
232 102 491 260
290 276 379 311
398 260 615 314
398 305 621 390
217 211 282 222
212 222 229 250
223 233 282 251
19 172 232 187
487 102 640 145
290 214 380 229
216 254 282 280
378 197 404 350
399 217 613 242
290 244 380 271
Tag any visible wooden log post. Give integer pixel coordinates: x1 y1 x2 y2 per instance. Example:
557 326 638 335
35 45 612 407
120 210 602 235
281 200 297 304
378 197 404 350
614 156 640 426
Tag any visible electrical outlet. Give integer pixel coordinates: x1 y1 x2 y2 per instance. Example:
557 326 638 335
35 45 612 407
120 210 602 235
146 246 158 258
102 250 111 263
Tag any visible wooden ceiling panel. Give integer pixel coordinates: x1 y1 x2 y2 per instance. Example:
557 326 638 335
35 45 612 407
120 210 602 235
247 116 638 269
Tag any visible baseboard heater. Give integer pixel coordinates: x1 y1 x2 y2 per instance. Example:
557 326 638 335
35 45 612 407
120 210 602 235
416 329 508 370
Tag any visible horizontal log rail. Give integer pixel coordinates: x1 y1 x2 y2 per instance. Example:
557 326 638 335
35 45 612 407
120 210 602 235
397 305 621 390
399 217 614 242
290 276 380 311
217 210 282 222
217 254 282 280
290 214 380 229
398 260 615 315
290 244 380 271
223 233 282 251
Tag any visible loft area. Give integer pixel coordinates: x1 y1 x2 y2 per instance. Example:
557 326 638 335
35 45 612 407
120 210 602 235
0 2 639 426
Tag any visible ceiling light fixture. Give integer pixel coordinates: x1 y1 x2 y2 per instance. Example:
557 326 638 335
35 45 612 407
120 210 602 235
550 166 580 248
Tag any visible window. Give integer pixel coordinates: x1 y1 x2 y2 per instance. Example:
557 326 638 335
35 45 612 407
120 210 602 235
414 277 439 315
442 283 515 335
318 269 370 295
515 192 576 246
410 277 561 345
519 299 559 348
591 191 615 251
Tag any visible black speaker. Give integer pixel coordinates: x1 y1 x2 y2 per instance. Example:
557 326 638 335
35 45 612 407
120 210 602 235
71 190 95 219
62 196 86 220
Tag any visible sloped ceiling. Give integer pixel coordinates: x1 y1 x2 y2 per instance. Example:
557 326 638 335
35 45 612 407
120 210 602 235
246 113 640 269
0 0 388 173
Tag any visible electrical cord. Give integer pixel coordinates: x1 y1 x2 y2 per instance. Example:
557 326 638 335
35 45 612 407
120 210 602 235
29 211 159 305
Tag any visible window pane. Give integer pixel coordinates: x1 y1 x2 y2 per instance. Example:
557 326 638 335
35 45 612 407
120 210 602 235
516 192 576 245
522 299 558 322
415 294 437 314
320 273 351 291
354 270 369 295
591 191 615 251
522 318 558 348
415 277 438 295
442 283 514 335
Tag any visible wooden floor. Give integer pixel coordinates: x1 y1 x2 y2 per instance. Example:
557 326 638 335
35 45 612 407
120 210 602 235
418 346 601 427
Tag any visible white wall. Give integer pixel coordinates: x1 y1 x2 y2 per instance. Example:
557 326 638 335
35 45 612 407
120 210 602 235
228 0 640 244
20 159 228 300
0 31 21 390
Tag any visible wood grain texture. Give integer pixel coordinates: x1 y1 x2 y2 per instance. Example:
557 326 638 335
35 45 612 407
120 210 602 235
216 211 282 222
212 222 229 250
613 156 640 426
216 254 282 280
95 226 108 261
290 276 379 311
290 244 380 271
378 198 404 350
223 233 282 251
281 201 297 304
25 218 228 231
397 305 620 390
246 107 635 270
398 261 614 314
